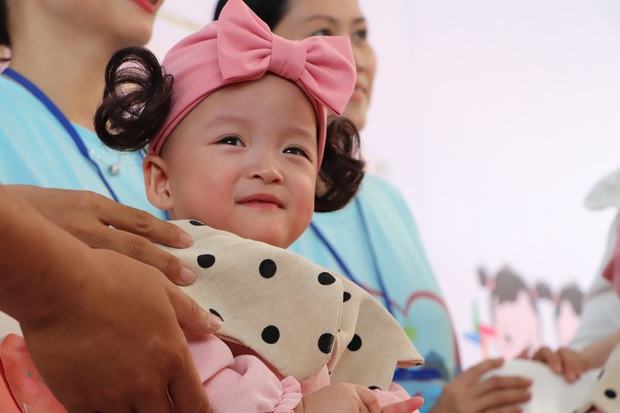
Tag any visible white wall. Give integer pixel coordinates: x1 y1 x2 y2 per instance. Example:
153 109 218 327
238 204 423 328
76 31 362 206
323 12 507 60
149 0 620 367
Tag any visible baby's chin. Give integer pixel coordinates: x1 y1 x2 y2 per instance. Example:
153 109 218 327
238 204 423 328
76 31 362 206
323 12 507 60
243 233 292 249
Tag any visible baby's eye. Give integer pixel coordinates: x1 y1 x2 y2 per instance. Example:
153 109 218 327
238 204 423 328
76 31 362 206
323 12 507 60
283 146 309 158
311 28 332 37
217 135 243 146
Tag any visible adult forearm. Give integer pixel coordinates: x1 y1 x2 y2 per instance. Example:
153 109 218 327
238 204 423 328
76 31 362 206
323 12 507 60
0 185 88 325
580 329 620 369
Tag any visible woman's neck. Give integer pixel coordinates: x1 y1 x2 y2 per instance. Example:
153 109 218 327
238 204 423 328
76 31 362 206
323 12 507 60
9 22 116 131
10 56 105 131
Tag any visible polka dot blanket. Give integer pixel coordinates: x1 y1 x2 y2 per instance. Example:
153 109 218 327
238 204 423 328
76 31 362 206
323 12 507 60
168 220 424 391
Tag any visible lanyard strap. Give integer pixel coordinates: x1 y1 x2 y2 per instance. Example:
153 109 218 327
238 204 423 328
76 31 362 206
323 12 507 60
309 198 394 316
2 68 120 203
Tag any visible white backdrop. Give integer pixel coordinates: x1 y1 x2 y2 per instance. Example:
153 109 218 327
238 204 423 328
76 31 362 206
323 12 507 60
149 0 620 367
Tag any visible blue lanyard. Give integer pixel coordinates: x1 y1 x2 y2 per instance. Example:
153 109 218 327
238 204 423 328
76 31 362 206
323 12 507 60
2 68 121 203
309 198 394 316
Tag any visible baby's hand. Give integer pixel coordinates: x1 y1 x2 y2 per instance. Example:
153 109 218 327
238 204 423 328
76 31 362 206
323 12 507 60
531 346 589 383
294 382 423 413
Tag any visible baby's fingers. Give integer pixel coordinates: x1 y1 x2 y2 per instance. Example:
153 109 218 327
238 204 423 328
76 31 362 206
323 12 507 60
381 397 424 413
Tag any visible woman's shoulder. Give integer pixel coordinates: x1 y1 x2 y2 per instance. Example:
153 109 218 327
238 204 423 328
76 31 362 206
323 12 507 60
0 74 52 124
358 174 413 215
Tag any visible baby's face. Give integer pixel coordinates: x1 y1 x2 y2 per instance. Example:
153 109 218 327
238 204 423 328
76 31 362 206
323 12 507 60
149 74 318 248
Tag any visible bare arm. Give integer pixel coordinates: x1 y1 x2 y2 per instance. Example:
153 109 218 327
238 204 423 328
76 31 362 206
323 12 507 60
0 185 219 413
580 329 620 369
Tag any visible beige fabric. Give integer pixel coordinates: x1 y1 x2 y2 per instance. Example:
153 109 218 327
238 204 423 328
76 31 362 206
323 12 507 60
162 220 423 390
576 343 620 413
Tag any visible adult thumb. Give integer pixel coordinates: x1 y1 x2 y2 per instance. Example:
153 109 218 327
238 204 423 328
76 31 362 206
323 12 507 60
167 284 222 335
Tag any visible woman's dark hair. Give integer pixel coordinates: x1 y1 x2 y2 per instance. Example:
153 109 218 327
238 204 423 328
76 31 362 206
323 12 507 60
0 0 11 48
95 46 364 213
213 0 289 29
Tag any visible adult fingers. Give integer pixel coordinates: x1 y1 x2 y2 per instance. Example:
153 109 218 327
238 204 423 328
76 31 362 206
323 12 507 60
86 193 194 249
516 348 530 359
460 358 505 384
85 225 195 286
531 346 562 374
166 282 222 335
557 348 589 383
473 375 531 399
482 406 522 413
473 385 531 411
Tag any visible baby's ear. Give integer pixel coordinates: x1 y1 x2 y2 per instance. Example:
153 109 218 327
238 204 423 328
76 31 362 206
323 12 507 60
143 155 174 210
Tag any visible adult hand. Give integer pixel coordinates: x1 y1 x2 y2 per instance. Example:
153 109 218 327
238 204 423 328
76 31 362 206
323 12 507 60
430 358 531 413
20 248 220 413
531 346 589 383
295 382 424 413
6 185 195 285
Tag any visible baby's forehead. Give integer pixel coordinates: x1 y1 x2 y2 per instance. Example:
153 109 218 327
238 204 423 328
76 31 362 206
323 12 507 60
191 75 320 132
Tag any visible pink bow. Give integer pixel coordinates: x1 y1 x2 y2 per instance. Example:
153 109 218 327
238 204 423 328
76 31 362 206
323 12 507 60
217 0 355 116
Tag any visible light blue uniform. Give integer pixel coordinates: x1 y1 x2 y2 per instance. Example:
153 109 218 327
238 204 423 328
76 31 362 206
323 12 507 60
0 73 164 219
289 175 459 412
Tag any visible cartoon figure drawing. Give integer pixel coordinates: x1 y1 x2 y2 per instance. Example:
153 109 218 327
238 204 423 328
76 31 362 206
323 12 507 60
476 266 585 359
480 267 541 359
555 284 584 346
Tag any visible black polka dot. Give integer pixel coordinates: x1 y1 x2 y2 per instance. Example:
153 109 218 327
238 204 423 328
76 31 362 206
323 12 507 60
189 220 205 226
347 334 362 351
197 254 216 268
209 308 223 322
368 386 381 391
318 333 335 354
605 389 617 399
343 291 351 302
261 325 280 344
318 272 336 285
259 259 277 278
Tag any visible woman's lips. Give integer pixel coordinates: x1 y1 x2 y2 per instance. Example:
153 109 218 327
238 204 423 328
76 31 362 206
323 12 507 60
132 0 156 14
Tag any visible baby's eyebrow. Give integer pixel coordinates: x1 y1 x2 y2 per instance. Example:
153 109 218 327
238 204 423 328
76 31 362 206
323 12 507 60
208 112 248 126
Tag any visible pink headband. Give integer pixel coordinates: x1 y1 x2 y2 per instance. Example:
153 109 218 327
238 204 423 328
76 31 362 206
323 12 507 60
149 0 356 169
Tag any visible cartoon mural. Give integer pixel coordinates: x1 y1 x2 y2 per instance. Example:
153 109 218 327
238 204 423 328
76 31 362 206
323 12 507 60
473 266 585 359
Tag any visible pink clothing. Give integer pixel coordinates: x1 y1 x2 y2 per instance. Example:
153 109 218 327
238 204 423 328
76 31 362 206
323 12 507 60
602 226 620 297
0 334 66 413
0 334 409 412
187 333 410 412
